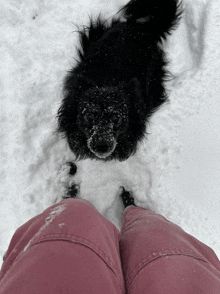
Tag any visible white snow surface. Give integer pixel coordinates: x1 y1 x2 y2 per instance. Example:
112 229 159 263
1 0 220 267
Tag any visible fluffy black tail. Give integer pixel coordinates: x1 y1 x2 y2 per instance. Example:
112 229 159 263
120 0 182 40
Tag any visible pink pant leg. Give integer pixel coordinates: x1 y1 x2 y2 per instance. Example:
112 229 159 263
0 199 125 294
119 206 220 294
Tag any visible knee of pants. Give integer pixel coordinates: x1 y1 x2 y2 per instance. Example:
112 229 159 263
37 198 109 233
1 199 124 293
23 199 120 255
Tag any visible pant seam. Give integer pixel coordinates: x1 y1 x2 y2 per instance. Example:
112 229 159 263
126 249 209 288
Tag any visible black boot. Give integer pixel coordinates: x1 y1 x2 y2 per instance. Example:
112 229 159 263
120 188 136 208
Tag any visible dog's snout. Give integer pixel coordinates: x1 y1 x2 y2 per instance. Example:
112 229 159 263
94 140 111 154
87 131 117 159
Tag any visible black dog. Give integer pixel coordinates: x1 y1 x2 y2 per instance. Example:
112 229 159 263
57 0 182 161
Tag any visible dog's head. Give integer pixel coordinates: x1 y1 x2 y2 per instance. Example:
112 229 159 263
58 79 147 161
77 86 129 159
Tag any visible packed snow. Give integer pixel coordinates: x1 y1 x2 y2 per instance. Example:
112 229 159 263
1 0 220 268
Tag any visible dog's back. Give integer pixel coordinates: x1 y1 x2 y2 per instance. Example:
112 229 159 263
73 0 181 89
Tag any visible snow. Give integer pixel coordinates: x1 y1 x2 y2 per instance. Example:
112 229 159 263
23 203 66 252
1 0 220 268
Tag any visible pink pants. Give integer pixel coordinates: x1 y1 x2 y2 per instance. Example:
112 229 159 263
0 199 220 293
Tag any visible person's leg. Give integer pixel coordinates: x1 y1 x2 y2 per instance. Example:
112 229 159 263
119 206 220 294
0 199 125 294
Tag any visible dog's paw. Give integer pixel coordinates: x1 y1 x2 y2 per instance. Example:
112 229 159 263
63 183 80 199
56 161 81 202
62 162 80 199
68 162 77 176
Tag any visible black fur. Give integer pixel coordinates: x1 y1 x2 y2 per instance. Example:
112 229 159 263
57 0 182 161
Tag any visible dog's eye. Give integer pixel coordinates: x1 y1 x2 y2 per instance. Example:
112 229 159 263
112 114 122 126
84 113 95 124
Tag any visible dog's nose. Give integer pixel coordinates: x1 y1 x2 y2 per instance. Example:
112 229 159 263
87 135 117 159
94 140 110 154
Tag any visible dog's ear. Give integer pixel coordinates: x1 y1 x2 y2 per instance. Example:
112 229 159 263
64 73 98 97
125 78 145 108
126 78 142 98
75 75 98 92
124 78 148 123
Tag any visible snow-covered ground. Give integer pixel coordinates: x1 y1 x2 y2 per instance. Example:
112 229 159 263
1 0 220 268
